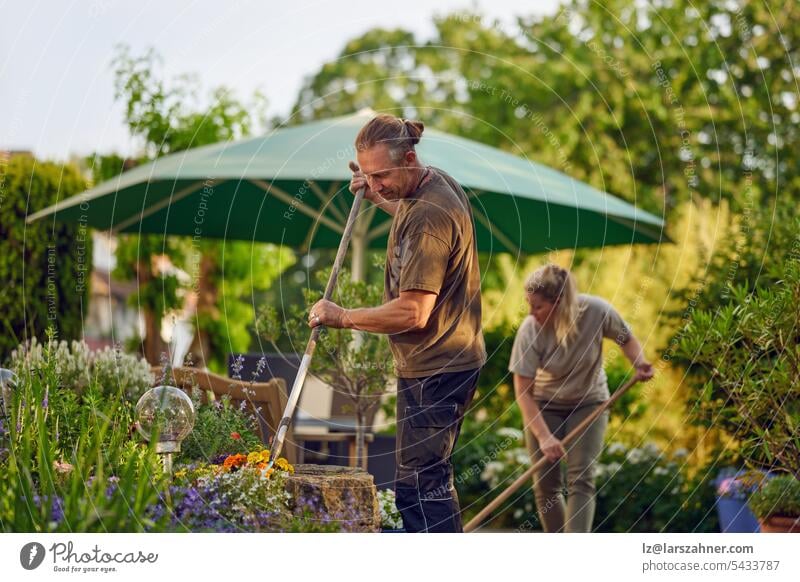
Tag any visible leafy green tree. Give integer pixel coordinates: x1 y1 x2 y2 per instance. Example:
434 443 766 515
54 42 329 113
112 44 268 158
0 155 91 361
293 0 800 216
106 45 292 369
255 267 394 467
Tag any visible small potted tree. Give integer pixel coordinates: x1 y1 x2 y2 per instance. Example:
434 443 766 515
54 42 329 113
747 474 800 533
256 266 394 468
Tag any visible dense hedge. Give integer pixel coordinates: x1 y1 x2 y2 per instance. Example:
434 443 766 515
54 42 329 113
0 154 91 361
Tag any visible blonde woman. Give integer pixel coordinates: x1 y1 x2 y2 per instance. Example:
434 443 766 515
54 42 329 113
508 264 654 533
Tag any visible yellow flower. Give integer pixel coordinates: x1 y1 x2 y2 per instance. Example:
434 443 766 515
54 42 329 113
247 452 261 465
272 457 295 474
259 450 271 463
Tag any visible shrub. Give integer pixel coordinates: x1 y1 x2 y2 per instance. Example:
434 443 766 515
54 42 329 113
674 253 800 475
748 474 800 519
594 441 718 532
10 337 153 401
669 203 800 474
0 155 91 362
177 389 263 463
454 417 537 530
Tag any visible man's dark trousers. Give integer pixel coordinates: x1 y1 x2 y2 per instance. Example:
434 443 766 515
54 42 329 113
394 367 481 532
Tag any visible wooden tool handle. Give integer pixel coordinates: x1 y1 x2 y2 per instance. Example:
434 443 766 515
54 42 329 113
267 172 367 467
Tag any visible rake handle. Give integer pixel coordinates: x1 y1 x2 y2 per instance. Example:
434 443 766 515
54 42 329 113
267 165 367 468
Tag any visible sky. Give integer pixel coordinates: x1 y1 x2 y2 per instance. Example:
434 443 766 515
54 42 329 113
1 0 561 161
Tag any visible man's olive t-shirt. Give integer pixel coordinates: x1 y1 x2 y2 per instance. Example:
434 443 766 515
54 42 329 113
507 294 632 405
383 166 487 378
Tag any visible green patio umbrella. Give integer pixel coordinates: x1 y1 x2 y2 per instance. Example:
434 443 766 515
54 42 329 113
28 109 669 279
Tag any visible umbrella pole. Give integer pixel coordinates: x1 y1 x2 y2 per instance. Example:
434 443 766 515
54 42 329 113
266 171 367 471
463 376 640 532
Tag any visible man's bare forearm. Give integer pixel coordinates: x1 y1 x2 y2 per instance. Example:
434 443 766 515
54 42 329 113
342 298 420 334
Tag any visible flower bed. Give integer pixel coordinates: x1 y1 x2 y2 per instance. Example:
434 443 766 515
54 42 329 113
0 336 373 533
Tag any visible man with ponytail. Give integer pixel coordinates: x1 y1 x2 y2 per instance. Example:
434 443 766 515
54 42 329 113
308 114 487 532
508 264 654 532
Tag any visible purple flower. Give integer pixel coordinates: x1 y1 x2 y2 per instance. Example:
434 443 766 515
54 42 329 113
210 453 229 465
230 355 245 380
27 493 64 527
717 474 762 500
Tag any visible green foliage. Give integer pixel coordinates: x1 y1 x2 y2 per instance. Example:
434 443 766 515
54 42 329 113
8 337 152 457
256 266 394 420
177 391 262 463
377 488 403 529
674 238 800 475
281 504 342 533
113 237 185 315
0 155 91 362
111 44 267 158
469 322 517 421
168 463 292 532
0 332 172 532
256 266 393 466
10 337 153 401
747 474 800 519
669 199 799 321
292 1 800 214
105 46 293 368
594 441 718 532
454 424 537 530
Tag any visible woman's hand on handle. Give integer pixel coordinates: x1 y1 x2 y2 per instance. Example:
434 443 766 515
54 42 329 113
635 361 655 381
539 433 566 463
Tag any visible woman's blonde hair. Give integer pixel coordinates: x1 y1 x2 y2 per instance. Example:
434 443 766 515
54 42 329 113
524 264 585 346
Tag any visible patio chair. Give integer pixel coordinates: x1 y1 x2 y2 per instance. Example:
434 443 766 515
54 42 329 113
228 353 380 468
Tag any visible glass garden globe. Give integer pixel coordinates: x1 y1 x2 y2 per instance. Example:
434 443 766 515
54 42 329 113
135 385 195 453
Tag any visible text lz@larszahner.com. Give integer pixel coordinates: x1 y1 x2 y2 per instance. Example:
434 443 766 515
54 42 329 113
49 542 158 573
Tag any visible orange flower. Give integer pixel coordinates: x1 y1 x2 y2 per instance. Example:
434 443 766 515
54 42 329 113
230 432 241 440
222 453 247 471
